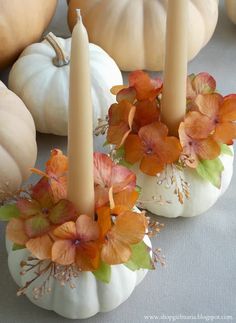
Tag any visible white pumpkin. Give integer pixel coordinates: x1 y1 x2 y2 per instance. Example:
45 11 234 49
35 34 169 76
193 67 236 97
8 33 123 136
67 0 219 71
225 0 236 24
6 234 151 319
134 150 234 218
0 81 37 200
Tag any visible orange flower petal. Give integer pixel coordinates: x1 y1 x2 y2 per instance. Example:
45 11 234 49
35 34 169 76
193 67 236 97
76 214 99 242
50 176 67 203
124 134 143 164
46 149 68 176
107 101 136 148
129 70 162 101
214 122 236 144
140 155 164 176
184 111 215 139
114 211 147 245
133 100 160 132
53 221 77 239
51 239 76 265
179 122 199 168
160 137 182 164
26 235 53 260
101 238 131 265
139 122 169 142
75 243 100 271
96 206 112 239
195 137 221 160
195 94 222 119
117 87 137 104
6 218 28 245
112 189 139 215
219 96 236 122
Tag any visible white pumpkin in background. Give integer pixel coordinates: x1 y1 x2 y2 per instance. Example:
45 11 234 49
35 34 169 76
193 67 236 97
8 33 123 136
6 234 151 319
67 0 219 71
134 150 234 218
0 81 37 200
225 0 236 24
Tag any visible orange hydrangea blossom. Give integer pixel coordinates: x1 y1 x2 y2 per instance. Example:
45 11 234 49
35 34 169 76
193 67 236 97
195 93 236 144
7 177 77 260
31 149 68 202
178 112 221 168
124 122 182 176
94 152 136 207
51 215 100 271
111 70 163 103
107 100 136 148
97 207 148 265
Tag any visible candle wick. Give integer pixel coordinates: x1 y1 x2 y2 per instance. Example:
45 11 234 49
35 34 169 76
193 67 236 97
76 9 82 22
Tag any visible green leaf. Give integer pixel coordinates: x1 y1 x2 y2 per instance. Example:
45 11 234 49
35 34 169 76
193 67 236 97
135 185 142 194
103 140 109 147
125 241 154 271
220 144 233 156
196 158 224 188
93 261 111 283
12 243 25 251
114 146 125 159
0 205 20 221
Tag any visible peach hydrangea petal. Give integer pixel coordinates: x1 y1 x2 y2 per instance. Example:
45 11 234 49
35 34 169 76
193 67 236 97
96 206 112 239
6 218 28 245
195 137 221 160
53 221 77 239
76 214 99 242
75 243 100 271
101 238 131 265
24 215 51 238
128 70 162 101
117 87 137 104
195 94 223 119
140 155 164 176
133 100 160 132
214 122 236 144
184 111 215 139
26 235 53 260
51 240 76 265
112 189 139 215
49 199 77 225
107 101 136 148
124 134 144 164
219 95 236 122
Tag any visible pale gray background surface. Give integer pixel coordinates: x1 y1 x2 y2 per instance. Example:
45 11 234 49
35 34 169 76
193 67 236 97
0 1 235 322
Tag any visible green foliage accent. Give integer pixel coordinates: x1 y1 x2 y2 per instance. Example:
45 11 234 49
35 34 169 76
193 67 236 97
125 241 154 271
93 261 111 283
12 243 25 251
0 205 20 221
114 147 132 168
196 158 224 188
220 144 233 156
135 185 142 194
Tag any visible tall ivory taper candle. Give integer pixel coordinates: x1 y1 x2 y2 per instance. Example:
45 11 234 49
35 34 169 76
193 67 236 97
161 0 188 136
68 9 95 218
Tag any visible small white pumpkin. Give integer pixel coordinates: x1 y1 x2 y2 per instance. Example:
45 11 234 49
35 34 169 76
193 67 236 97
6 234 151 319
134 150 234 218
8 33 123 136
225 0 236 24
0 81 37 200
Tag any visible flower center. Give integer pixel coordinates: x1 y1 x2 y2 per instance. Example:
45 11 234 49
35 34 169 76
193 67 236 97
41 208 49 215
74 239 81 245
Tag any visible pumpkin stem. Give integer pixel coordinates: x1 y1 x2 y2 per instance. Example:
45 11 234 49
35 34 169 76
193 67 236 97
44 32 70 67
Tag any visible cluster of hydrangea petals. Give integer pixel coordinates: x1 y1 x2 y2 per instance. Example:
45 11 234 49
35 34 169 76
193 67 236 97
107 71 236 174
6 149 149 271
